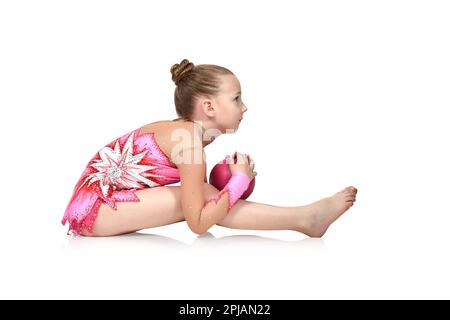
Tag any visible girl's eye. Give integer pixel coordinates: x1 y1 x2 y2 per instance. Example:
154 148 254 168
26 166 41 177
235 96 240 101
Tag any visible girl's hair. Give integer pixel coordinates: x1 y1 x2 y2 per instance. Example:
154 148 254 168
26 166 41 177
170 59 234 121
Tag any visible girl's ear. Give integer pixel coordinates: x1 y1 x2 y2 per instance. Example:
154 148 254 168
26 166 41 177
197 95 217 117
202 101 215 117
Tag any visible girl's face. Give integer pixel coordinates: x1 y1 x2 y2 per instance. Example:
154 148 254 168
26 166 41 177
213 74 248 133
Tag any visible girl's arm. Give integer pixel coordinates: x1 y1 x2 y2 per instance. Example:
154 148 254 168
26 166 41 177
178 162 229 234
175 127 252 234
177 145 229 235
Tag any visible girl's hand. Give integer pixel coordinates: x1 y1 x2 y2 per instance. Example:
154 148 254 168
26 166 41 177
226 151 257 181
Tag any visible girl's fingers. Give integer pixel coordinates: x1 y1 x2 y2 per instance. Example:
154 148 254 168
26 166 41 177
235 152 247 164
232 152 255 166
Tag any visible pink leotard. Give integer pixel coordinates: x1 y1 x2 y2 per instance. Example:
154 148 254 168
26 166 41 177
61 127 180 236
62 125 252 236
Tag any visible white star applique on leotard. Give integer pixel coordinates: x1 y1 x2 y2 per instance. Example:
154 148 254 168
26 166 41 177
77 131 162 197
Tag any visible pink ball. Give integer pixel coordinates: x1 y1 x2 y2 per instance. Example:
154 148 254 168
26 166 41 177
209 157 256 200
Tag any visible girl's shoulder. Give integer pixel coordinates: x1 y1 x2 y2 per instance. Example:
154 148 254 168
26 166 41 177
138 119 201 165
138 119 194 138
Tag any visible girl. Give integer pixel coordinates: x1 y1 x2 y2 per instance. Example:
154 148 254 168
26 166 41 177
61 59 358 237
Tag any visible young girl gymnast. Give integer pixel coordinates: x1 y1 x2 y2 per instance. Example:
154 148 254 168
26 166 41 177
61 59 358 237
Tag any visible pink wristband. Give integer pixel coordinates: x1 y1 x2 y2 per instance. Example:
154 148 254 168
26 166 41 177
205 171 251 213
226 171 251 206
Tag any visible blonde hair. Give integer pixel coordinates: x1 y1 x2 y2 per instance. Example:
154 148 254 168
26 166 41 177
170 59 234 121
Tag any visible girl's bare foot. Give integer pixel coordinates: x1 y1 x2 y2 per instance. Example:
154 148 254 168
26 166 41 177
295 186 358 237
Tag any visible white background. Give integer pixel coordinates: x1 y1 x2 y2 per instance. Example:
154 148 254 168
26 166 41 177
1 0 449 299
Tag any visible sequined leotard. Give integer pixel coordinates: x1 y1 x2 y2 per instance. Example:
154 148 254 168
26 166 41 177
61 126 180 236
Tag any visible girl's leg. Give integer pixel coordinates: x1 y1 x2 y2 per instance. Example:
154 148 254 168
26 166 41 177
82 183 357 237
217 186 357 237
81 185 187 237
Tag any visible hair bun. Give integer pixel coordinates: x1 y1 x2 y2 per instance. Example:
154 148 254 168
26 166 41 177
170 59 194 85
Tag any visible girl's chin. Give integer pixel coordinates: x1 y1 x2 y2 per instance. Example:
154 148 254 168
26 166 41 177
223 122 240 133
